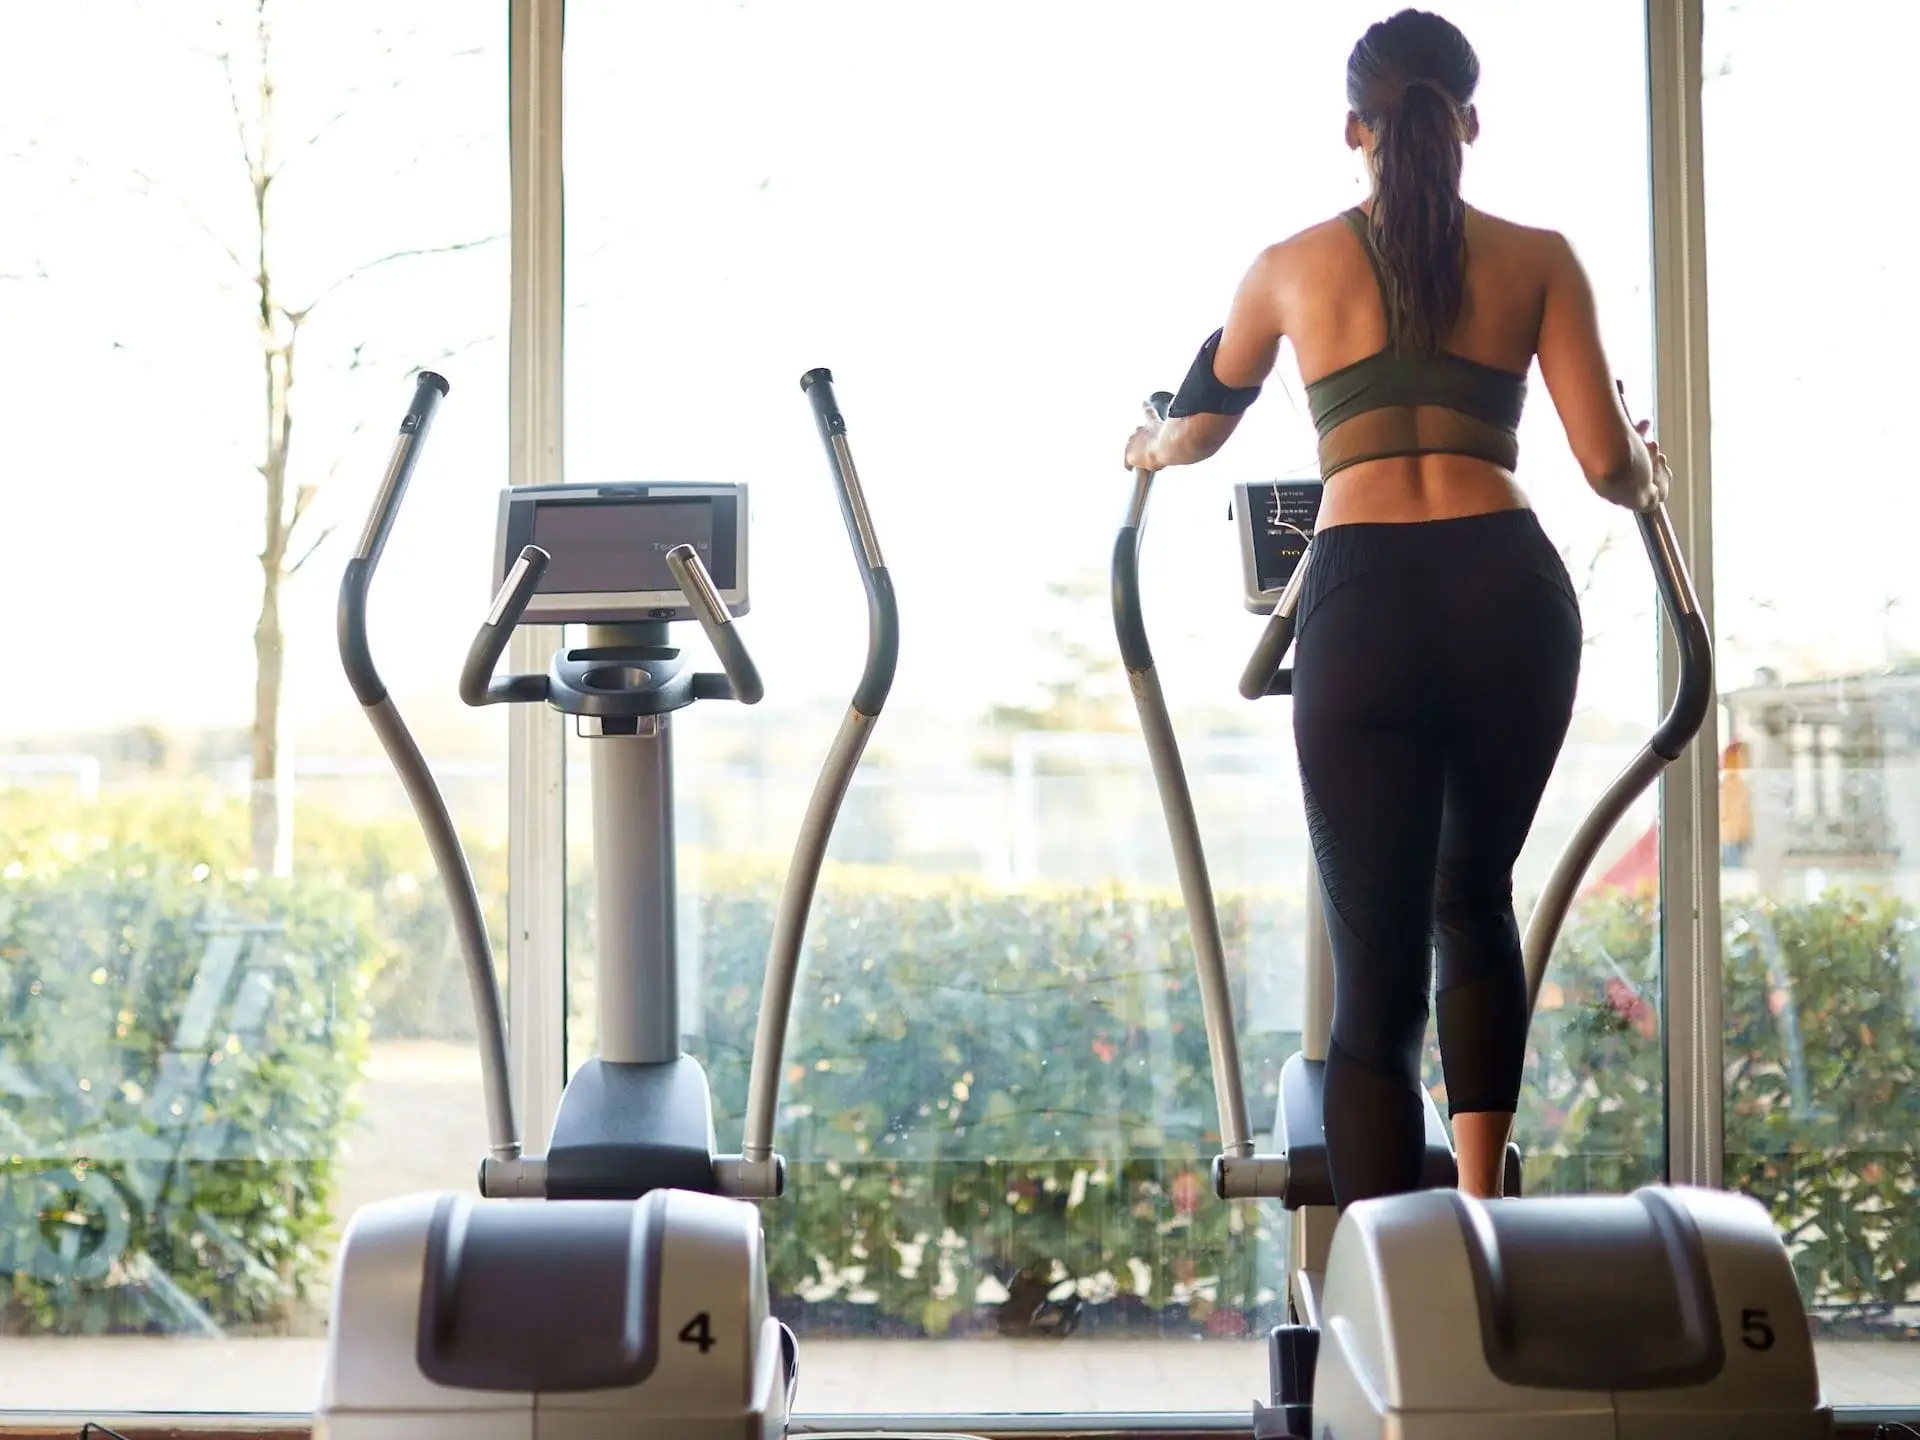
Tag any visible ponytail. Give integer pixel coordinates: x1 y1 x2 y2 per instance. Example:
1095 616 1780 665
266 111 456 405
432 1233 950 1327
1367 79 1468 355
1345 9 1482 355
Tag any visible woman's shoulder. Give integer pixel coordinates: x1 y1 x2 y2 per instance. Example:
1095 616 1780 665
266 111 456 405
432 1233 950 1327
1466 206 1572 254
1257 211 1366 271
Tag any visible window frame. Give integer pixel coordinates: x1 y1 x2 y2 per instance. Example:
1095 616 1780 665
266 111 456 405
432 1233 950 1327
1646 0 1725 1188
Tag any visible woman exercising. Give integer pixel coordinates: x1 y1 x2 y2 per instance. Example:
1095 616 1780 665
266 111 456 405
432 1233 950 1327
1124 8 1670 1209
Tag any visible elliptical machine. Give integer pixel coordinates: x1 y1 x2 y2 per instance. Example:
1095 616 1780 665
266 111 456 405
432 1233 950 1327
1115 392 1831 1438
318 367 895 1438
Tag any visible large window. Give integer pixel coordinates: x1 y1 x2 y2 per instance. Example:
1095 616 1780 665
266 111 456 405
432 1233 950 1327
15 0 1914 1425
1705 0 1920 1407
0 0 507 1412
564 0 1657 1416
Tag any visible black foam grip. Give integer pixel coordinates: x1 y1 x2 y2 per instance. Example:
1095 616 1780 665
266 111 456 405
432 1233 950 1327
801 367 845 436
1112 530 1152 673
338 560 385 706
852 567 899 718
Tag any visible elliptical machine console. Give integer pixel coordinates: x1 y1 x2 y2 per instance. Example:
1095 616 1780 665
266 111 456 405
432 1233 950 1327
320 368 895 1439
1117 394 1831 1439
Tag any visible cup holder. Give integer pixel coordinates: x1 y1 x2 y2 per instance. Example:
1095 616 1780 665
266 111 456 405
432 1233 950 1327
580 664 652 692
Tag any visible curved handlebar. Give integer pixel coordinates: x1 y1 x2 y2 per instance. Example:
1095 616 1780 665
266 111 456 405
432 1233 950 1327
1237 552 1312 701
1112 389 1255 1160
1112 392 1177 672
340 371 450 707
459 545 553 707
336 373 522 1169
799 367 897 718
666 543 765 705
1521 499 1714 1002
1639 505 1713 761
733 370 901 1183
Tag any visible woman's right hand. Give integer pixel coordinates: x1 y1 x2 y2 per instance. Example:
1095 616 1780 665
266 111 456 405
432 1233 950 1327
1633 418 1673 512
1618 381 1672 512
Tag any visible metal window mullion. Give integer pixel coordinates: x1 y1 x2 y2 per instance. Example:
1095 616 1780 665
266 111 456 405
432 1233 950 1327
506 0 567 1156
1647 0 1723 1190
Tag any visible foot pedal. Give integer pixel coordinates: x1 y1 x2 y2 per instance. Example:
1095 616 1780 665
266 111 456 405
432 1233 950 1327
1260 1322 1317 1438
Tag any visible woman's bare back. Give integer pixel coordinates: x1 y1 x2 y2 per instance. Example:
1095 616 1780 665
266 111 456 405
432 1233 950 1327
1262 207 1568 525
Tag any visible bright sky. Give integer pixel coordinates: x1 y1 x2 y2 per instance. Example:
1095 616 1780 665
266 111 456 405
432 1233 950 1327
1 0 1913 751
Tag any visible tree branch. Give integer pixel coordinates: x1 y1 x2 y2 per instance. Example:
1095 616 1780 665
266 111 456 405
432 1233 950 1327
291 234 504 321
285 522 339 578
212 33 263 196
276 75 408 179
128 167 252 282
288 481 319 532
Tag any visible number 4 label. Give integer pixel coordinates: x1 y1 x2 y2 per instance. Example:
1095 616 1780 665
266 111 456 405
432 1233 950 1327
679 1312 717 1354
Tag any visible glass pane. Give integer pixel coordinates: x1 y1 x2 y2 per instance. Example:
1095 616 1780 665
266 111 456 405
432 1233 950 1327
1705 0 1920 1408
564 0 1655 1417
0 0 507 1412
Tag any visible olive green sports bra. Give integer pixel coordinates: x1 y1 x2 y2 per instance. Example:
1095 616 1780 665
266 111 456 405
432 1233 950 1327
1303 207 1529 480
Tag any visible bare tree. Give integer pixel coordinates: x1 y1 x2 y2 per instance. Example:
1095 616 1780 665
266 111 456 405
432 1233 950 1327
187 1 499 872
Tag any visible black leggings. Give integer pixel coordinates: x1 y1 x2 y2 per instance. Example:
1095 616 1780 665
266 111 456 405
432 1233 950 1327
1291 509 1581 1209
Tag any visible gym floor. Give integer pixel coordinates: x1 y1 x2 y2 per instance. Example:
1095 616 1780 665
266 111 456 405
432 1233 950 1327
7 1334 1919 1416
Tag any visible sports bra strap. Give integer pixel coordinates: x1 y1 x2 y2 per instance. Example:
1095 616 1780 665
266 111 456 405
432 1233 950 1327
1339 206 1398 349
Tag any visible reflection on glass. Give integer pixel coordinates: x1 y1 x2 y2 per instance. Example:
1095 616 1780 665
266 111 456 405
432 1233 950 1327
0 0 506 1413
1705 0 1920 1407
564 0 1655 1415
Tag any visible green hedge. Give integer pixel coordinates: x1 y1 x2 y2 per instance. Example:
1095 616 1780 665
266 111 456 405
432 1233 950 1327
0 799 376 1334
689 876 1920 1337
5 789 1920 1338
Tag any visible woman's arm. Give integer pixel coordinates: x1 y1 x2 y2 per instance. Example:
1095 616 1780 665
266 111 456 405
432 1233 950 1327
1136 247 1286 470
1536 232 1665 510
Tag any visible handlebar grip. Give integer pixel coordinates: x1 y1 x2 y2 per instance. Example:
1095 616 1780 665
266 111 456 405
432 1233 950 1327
1239 611 1297 701
1637 504 1714 760
460 545 552 707
800 367 845 437
667 544 765 705
390 370 449 455
340 372 454 706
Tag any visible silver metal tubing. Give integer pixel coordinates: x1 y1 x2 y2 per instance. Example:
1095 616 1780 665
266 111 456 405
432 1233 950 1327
666 543 765 704
1214 1151 1291 1199
827 433 886 572
1238 545 1312 700
1112 404 1255 1160
1125 660 1254 1157
737 371 902 1184
1522 744 1667 1009
740 707 878 1169
1520 501 1713 1006
366 698 520 1160
589 717 681 1064
479 1154 547 1198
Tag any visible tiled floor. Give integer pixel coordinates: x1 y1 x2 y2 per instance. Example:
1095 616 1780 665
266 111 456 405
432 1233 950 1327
4 1335 1918 1417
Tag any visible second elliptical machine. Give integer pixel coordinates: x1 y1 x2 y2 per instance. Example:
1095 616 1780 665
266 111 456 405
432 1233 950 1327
319 367 896 1439
1115 390 1829 1439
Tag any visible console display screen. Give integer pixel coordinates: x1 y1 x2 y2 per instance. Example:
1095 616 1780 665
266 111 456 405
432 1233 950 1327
529 498 718 594
1246 482 1323 594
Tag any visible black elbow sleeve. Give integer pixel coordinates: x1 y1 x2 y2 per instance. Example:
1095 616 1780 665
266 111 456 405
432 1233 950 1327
1168 328 1262 418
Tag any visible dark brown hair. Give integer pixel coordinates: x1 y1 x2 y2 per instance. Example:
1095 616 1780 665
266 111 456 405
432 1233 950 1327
1347 9 1481 354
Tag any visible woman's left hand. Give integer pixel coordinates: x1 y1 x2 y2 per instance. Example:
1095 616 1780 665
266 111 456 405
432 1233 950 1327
1123 420 1163 472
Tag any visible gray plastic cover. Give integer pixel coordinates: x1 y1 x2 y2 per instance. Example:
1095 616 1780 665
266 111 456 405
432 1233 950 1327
416 1191 664 1392
1450 1187 1725 1391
